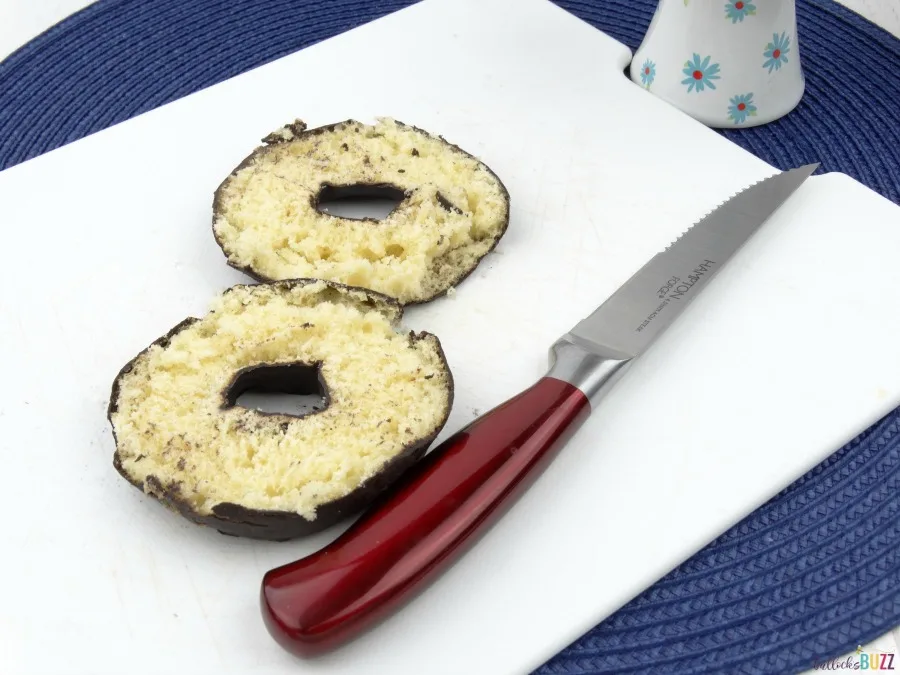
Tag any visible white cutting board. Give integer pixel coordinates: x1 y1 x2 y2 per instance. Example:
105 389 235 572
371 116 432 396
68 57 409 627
2 0 900 673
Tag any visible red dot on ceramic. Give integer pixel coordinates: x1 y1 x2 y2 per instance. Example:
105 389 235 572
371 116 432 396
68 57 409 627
773 49 781 58
645 67 650 74
693 70 703 80
735 1 744 8
738 102 746 111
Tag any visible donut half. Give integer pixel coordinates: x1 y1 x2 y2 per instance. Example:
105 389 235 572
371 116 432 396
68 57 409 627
108 279 454 540
212 118 511 305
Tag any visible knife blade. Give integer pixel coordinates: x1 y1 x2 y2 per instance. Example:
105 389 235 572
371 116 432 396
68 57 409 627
260 164 819 657
570 163 818 359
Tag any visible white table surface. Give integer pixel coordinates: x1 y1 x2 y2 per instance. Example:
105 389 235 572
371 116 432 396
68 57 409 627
1 1 898 672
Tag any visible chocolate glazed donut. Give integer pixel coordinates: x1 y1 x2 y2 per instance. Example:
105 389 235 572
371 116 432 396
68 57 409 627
108 279 454 541
212 118 510 305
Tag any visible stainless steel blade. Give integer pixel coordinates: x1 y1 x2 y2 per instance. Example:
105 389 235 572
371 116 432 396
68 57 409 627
569 164 818 358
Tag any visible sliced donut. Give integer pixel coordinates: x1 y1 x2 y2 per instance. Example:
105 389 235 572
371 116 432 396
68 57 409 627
108 279 453 541
212 118 511 305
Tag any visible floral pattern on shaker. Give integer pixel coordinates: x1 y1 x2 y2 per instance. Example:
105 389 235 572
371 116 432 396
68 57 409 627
682 54 721 93
640 59 656 88
763 32 791 73
725 0 756 23
727 93 758 124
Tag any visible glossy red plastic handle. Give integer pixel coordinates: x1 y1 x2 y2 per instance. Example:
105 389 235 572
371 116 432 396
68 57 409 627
261 376 590 656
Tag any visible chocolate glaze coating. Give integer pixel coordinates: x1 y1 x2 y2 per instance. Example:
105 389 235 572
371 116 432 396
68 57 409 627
211 118 511 306
108 279 454 541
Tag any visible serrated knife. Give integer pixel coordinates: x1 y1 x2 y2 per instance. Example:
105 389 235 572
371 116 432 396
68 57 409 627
260 164 819 656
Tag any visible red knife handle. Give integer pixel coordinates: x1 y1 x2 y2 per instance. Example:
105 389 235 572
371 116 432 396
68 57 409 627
261 376 590 656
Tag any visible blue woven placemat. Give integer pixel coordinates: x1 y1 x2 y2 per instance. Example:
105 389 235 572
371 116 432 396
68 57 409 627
2 1 898 673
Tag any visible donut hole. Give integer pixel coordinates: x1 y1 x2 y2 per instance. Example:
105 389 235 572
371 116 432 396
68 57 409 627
315 183 406 221
224 362 329 418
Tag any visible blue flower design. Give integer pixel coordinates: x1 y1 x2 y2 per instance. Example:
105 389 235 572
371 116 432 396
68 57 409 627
727 93 758 124
640 59 656 88
681 54 721 93
725 0 756 23
763 32 791 73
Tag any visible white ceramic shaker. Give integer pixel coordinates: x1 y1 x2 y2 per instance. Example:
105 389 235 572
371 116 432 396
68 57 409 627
632 0 805 127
